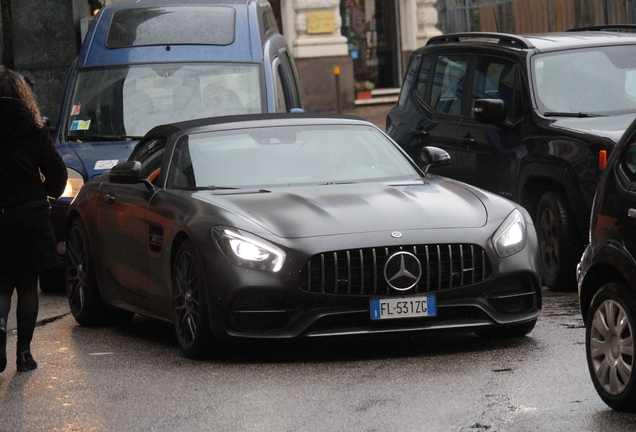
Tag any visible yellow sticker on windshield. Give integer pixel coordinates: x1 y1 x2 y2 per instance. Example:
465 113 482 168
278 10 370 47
70 120 91 131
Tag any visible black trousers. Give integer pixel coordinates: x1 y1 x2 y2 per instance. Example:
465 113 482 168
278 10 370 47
0 272 39 350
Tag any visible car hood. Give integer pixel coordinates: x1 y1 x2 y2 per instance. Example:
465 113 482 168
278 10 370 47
193 180 492 239
549 113 635 144
56 139 138 179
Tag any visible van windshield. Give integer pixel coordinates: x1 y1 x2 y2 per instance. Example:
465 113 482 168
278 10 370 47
65 63 263 140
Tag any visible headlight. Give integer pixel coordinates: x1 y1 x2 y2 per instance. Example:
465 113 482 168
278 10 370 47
492 209 527 258
60 167 84 199
213 227 285 272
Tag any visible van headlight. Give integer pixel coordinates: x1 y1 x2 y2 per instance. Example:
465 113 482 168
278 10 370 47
492 209 527 258
60 168 84 199
213 227 285 272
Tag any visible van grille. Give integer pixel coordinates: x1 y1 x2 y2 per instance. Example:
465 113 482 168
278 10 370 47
298 244 491 296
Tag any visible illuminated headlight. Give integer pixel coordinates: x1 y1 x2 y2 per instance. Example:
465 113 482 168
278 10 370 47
60 168 84 199
492 209 527 258
213 227 285 272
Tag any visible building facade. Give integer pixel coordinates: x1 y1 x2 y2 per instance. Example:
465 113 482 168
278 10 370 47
0 0 440 123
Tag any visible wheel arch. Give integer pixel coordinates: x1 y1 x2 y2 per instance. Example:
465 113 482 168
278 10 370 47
518 165 588 241
580 241 636 320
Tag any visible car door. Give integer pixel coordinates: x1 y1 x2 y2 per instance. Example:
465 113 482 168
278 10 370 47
392 53 469 178
453 56 525 200
94 138 167 299
616 142 636 259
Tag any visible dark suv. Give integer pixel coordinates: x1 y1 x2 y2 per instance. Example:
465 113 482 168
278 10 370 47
387 28 636 291
577 116 636 412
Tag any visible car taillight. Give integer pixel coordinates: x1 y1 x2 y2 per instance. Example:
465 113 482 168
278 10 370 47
599 150 607 170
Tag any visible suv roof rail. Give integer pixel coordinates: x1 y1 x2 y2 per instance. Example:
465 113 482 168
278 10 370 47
426 32 534 49
567 24 636 32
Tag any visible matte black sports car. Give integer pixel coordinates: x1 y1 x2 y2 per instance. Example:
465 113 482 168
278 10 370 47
65 113 542 358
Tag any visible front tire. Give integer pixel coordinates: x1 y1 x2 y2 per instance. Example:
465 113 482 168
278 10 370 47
172 240 212 358
66 217 133 326
586 283 636 412
536 190 579 291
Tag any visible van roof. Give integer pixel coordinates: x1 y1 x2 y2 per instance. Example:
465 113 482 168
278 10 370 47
78 0 278 67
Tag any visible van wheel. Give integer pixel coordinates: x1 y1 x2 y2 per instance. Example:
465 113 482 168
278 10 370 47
536 190 578 291
586 283 636 412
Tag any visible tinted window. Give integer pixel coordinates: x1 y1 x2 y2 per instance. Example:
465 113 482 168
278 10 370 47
431 55 468 115
414 56 433 101
107 7 236 48
471 57 518 120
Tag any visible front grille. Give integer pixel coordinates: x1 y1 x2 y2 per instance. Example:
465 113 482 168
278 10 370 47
299 244 491 296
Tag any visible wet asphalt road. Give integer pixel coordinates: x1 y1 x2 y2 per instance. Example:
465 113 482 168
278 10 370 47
1 288 636 431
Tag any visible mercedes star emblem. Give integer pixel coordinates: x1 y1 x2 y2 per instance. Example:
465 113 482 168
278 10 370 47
384 251 422 291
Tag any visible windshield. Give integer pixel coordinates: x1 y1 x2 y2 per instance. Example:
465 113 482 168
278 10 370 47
532 45 636 116
167 124 420 188
65 63 263 140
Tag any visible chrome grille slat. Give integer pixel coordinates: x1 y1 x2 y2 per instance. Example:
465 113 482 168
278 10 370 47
299 243 492 296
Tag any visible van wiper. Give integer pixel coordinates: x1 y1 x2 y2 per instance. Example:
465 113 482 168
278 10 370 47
543 112 604 118
67 135 143 142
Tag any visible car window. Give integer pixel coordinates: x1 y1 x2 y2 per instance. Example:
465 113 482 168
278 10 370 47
166 125 420 189
623 142 636 179
471 57 519 120
430 55 468 116
532 46 636 115
273 58 288 113
415 56 433 102
66 64 263 140
130 138 167 179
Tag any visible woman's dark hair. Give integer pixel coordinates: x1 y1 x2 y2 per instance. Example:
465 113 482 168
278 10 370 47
0 66 44 128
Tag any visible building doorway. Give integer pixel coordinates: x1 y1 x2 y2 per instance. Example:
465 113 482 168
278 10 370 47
342 0 401 95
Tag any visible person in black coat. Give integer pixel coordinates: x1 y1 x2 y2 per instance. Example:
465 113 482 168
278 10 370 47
0 67 68 372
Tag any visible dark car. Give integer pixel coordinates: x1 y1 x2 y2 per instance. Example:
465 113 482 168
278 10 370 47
577 117 636 412
41 0 303 291
64 113 541 358
387 28 636 291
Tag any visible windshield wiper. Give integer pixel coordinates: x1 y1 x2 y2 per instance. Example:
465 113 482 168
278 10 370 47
543 112 605 118
67 135 143 142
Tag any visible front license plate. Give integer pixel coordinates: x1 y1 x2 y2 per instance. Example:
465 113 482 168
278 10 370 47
370 295 436 320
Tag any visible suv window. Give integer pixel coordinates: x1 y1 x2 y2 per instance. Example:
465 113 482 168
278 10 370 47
472 57 522 121
430 55 468 115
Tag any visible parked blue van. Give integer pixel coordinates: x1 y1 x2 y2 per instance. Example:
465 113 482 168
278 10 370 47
41 0 303 291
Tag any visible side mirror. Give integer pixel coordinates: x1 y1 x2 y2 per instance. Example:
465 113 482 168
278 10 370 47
421 146 451 173
473 99 506 124
108 161 143 184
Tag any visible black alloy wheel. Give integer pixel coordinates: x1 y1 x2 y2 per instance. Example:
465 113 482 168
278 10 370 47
586 283 636 412
172 240 211 358
66 218 134 326
536 190 578 291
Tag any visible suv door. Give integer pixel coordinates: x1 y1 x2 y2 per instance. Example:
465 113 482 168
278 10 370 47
389 53 469 178
453 55 525 200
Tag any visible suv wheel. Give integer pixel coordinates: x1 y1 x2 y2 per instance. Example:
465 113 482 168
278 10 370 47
586 283 636 412
536 190 578 291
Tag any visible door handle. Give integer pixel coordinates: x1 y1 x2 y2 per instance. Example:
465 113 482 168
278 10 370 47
104 193 115 204
629 209 636 219
412 129 428 138
460 136 476 145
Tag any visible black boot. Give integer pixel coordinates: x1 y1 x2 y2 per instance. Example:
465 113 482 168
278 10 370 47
0 318 6 373
16 344 37 372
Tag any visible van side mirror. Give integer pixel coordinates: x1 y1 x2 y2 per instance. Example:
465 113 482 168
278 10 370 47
473 99 506 124
421 146 451 173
